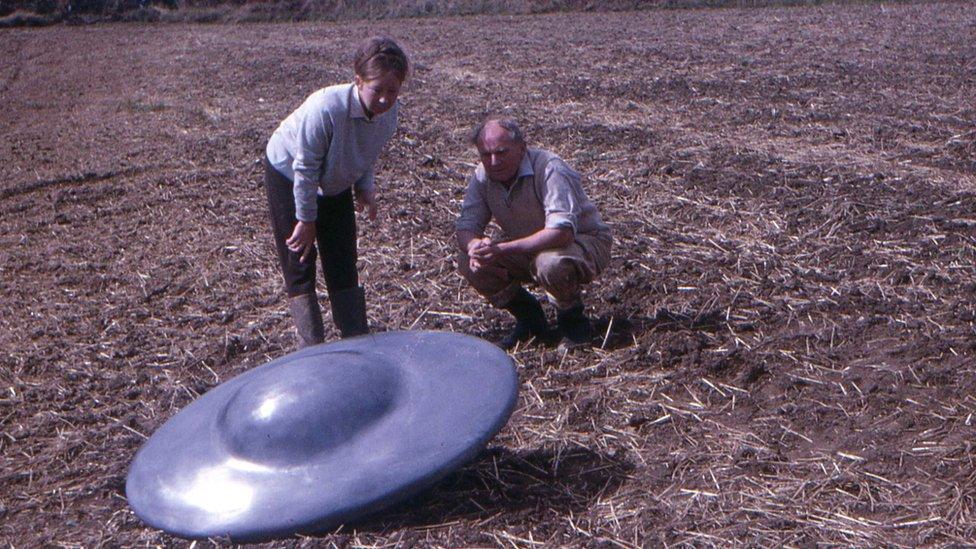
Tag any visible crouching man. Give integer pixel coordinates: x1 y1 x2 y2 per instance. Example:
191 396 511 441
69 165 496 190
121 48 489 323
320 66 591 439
455 118 613 351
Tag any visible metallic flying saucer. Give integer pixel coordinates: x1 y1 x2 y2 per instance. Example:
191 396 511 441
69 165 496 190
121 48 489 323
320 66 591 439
125 330 518 542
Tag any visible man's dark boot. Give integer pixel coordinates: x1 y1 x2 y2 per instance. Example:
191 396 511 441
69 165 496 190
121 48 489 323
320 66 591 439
288 293 325 349
499 288 551 350
330 286 369 338
557 303 594 352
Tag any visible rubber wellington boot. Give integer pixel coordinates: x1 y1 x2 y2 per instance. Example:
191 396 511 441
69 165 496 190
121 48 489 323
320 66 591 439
288 293 325 349
330 286 369 338
499 288 552 351
557 303 594 352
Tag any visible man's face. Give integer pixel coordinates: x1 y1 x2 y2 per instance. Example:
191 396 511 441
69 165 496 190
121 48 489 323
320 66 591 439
355 71 402 118
477 123 526 184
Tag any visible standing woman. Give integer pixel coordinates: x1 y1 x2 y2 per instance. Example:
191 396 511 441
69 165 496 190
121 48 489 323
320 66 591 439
264 37 408 347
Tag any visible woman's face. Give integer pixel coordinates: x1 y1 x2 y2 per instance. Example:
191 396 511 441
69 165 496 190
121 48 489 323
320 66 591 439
355 71 402 118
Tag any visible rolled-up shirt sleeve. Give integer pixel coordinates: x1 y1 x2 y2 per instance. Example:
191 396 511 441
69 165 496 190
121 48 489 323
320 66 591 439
291 107 333 222
455 175 492 235
540 160 582 233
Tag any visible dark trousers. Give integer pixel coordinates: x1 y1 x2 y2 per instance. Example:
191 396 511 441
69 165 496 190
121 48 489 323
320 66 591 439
264 157 358 298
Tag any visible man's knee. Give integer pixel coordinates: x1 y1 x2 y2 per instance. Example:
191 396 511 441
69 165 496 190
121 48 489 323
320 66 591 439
534 252 585 297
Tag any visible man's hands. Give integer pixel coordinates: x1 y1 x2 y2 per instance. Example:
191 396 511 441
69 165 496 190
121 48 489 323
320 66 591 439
287 220 317 263
355 187 378 221
468 237 500 262
466 237 509 277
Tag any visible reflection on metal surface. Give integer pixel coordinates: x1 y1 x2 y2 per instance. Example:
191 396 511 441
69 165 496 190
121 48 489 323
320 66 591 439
171 466 254 520
254 394 284 421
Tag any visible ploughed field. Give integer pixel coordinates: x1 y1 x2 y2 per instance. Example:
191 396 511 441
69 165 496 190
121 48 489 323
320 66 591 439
1 2 975 545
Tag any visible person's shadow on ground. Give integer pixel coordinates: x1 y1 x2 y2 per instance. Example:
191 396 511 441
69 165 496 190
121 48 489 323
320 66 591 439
467 305 729 353
592 306 730 351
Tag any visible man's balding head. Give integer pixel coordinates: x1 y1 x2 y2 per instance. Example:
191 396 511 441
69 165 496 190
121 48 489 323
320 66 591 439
469 118 525 149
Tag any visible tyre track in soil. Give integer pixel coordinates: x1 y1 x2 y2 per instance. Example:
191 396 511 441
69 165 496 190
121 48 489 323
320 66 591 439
0 34 25 98
0 165 155 204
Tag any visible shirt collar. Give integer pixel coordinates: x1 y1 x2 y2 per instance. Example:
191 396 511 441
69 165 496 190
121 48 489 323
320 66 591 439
350 84 368 119
515 152 534 180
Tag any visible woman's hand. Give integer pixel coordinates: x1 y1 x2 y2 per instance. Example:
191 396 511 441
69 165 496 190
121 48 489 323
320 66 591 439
355 188 378 221
286 221 317 263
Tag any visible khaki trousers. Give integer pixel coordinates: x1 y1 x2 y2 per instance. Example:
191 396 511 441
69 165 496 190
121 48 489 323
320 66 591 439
458 233 612 310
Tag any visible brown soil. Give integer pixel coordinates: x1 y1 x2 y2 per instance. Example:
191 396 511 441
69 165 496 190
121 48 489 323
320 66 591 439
2 2 975 546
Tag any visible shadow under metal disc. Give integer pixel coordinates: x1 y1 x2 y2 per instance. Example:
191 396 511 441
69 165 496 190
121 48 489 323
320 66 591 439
125 331 518 542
